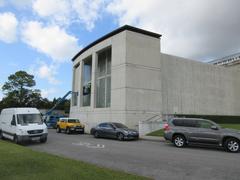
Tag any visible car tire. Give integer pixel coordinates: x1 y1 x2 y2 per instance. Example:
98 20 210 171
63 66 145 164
40 137 47 143
56 126 61 133
117 133 124 141
0 131 5 140
94 131 99 138
14 135 21 145
66 127 70 134
224 138 240 153
80 129 85 134
173 135 186 148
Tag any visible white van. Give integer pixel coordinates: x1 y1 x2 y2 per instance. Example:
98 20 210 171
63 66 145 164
0 108 48 144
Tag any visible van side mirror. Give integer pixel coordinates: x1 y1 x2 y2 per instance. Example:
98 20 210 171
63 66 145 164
211 125 218 130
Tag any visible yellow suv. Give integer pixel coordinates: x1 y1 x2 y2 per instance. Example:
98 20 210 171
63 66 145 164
56 118 85 134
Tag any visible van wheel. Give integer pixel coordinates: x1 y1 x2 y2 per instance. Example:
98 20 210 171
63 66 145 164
224 138 240 153
40 137 47 143
0 131 5 140
56 126 61 133
173 135 186 148
14 135 21 145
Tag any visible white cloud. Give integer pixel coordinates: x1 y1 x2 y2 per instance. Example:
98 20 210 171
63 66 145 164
107 0 240 60
0 12 18 43
33 0 71 26
41 88 57 98
21 21 80 62
72 0 105 30
38 63 60 85
32 0 105 30
29 61 60 85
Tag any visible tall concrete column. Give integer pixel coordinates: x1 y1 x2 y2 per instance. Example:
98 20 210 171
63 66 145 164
78 60 83 107
91 53 97 108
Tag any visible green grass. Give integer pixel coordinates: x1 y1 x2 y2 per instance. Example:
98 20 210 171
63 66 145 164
147 123 240 137
0 141 150 180
146 129 164 137
220 124 240 130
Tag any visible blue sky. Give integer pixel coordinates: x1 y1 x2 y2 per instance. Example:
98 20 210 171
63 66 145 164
0 0 240 100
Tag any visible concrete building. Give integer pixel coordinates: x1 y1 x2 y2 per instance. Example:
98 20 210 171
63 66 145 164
70 25 240 133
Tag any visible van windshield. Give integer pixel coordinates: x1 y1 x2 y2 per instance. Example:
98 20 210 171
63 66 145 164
17 114 43 125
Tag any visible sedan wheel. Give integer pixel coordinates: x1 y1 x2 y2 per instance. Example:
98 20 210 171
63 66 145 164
94 131 99 138
173 135 185 147
117 133 124 141
225 138 240 153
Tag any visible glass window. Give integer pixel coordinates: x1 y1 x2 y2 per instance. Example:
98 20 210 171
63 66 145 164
172 119 185 126
96 47 111 108
183 120 197 127
96 78 106 108
99 123 107 128
98 53 106 77
11 115 16 126
17 114 43 125
112 123 128 128
197 121 213 129
72 92 78 106
172 119 197 127
82 56 92 106
68 119 80 123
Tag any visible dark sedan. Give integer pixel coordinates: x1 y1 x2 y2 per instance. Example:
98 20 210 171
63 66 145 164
90 122 139 141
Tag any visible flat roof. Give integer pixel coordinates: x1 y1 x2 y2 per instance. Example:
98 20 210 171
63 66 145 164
72 25 162 61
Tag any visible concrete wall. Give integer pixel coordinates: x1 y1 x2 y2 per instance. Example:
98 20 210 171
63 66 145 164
161 53 240 116
70 30 163 132
124 31 162 129
70 28 240 134
70 31 128 132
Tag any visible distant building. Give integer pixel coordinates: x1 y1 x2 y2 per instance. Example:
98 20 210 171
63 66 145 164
209 52 240 69
70 25 240 133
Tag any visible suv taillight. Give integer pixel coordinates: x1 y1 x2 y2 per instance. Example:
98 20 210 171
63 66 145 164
163 123 170 131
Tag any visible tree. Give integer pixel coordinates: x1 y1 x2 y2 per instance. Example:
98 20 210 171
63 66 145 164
1 71 42 107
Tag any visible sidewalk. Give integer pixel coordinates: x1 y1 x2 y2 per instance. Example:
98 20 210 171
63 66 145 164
140 135 165 142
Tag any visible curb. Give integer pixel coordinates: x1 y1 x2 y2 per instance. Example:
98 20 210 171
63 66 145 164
140 136 165 143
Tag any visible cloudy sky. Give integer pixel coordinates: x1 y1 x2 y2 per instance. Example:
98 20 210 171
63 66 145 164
0 0 239 100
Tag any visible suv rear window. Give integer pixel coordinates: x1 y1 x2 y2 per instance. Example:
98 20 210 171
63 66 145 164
172 119 197 127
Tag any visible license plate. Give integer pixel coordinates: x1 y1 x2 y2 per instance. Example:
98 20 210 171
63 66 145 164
76 129 83 131
31 137 40 141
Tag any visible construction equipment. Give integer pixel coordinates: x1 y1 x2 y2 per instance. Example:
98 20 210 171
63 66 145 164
44 91 72 128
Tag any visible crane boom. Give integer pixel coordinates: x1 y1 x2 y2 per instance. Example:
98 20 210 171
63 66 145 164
45 91 72 116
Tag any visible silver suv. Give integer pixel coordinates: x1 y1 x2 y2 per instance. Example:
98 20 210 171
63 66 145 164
164 118 240 153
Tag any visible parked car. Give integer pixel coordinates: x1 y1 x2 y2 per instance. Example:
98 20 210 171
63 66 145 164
90 122 139 141
56 118 85 134
164 118 240 153
0 108 48 144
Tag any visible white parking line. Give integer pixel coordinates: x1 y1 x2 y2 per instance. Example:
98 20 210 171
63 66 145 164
72 142 105 149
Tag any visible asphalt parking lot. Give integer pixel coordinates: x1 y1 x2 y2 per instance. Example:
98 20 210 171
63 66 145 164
28 129 240 180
